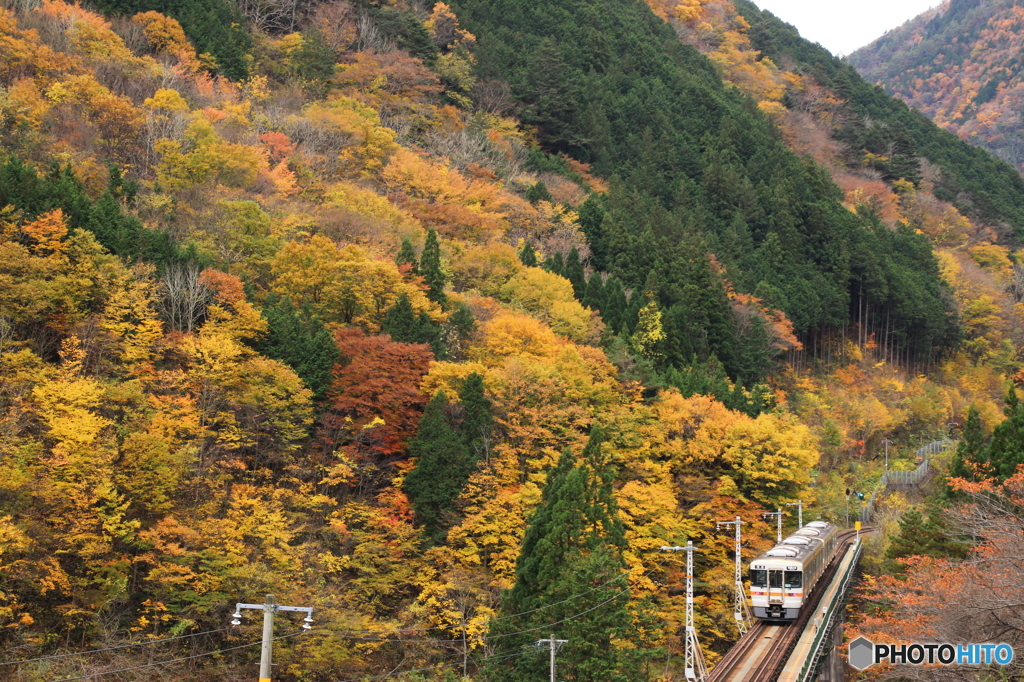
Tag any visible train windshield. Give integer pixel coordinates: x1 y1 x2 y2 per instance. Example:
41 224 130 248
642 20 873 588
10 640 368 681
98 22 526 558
769 571 782 588
750 570 767 587
784 571 802 588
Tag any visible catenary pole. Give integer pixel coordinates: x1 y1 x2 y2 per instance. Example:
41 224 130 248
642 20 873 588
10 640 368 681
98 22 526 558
716 516 752 635
786 500 803 528
762 508 783 543
662 542 708 681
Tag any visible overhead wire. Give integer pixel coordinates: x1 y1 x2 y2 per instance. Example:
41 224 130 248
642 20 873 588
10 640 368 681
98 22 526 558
302 558 668 643
328 640 535 682
0 627 232 667
1 555 673 676
306 559 666 647
48 630 306 681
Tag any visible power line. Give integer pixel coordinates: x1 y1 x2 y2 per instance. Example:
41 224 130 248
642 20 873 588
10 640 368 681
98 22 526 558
6 557 668 677
20 559 662 681
0 628 231 667
49 630 305 681
486 559 667 626
486 574 637 641
308 561 665 646
329 644 533 682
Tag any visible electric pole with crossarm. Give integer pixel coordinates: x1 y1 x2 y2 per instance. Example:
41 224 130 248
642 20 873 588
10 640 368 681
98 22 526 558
535 634 568 682
231 595 313 682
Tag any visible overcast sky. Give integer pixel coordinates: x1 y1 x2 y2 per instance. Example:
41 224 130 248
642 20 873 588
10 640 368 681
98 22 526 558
752 0 943 56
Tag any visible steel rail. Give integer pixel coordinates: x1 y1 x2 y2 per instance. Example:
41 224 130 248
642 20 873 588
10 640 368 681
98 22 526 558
706 528 868 682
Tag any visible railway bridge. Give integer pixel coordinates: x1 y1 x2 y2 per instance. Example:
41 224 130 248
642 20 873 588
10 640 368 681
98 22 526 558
705 529 863 682
703 439 954 681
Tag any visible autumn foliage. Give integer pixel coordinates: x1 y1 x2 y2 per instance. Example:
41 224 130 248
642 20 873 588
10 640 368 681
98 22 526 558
0 0 1023 680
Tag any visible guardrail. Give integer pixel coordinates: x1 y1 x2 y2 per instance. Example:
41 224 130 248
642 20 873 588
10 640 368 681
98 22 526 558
795 538 863 682
860 439 953 523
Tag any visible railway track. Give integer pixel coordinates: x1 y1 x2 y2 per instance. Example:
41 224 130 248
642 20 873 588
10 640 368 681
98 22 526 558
706 528 868 682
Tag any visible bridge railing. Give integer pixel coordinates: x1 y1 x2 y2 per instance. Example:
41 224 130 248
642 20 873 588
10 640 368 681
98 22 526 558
860 439 952 523
795 538 863 682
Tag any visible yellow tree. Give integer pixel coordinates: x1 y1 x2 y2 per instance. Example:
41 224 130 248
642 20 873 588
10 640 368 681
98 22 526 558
269 236 439 330
498 267 597 342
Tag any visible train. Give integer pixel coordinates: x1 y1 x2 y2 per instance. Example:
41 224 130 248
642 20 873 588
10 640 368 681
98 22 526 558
748 521 840 621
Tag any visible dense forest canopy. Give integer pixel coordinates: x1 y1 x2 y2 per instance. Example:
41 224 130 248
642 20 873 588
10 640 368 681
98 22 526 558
0 0 1023 678
850 0 1024 176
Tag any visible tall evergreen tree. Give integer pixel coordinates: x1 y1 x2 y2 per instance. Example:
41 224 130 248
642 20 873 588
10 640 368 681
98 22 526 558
518 240 538 267
420 228 448 306
948 405 989 492
885 505 968 571
441 301 478 361
564 246 586 298
255 295 340 400
582 272 606 314
404 392 473 541
396 237 419 276
483 428 657 682
984 387 1024 481
381 293 444 358
525 180 554 204
458 372 492 460
544 251 565 276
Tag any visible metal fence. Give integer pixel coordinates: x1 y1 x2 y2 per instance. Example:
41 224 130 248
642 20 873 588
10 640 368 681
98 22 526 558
860 439 953 523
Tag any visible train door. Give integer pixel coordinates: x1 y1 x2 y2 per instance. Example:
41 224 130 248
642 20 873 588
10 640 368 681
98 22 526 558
768 569 784 608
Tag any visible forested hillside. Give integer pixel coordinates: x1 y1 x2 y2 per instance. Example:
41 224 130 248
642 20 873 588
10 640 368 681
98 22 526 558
850 0 1024 175
0 0 1022 679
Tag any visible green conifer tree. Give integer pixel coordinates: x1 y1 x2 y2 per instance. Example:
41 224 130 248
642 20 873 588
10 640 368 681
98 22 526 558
948 405 989 493
256 295 340 400
483 428 657 682
885 507 928 566
564 246 586 298
382 294 444 358
886 505 968 571
602 277 627 333
420 228 448 306
985 387 1024 481
525 180 554 204
458 372 492 460
396 237 419 276
519 240 539 267
404 391 473 541
441 302 478 361
582 272 606 313
544 251 565 276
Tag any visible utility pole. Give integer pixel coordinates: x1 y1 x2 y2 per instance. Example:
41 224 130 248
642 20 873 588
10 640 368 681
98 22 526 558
881 438 892 473
786 500 803 528
762 508 783 543
231 595 313 682
715 516 752 635
662 543 708 681
535 634 567 682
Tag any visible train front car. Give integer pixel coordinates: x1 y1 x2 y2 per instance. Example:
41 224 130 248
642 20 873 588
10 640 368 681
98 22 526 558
748 521 838 621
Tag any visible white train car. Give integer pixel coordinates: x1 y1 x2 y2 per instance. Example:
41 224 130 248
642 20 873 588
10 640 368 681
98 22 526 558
748 521 840 621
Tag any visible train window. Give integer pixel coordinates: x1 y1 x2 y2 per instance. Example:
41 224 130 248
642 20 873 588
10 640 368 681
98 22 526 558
769 571 783 588
784 571 801 588
750 570 767 587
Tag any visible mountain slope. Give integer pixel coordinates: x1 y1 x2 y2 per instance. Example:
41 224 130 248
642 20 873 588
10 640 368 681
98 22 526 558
731 0 1024 237
849 0 1024 174
451 0 959 372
